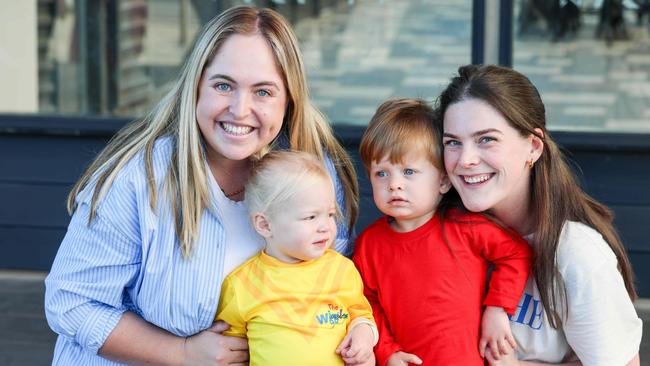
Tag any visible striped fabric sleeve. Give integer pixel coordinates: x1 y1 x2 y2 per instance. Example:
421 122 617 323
45 191 142 354
323 153 351 255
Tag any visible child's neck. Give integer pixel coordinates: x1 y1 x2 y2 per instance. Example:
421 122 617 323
264 246 302 264
389 211 434 233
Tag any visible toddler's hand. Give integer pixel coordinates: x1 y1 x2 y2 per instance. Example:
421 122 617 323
386 351 422 366
479 306 517 359
485 342 519 366
336 323 374 365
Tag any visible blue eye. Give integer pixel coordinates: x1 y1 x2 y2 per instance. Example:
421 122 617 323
256 90 270 97
214 83 231 92
375 170 387 177
479 136 496 144
403 168 415 176
443 139 460 147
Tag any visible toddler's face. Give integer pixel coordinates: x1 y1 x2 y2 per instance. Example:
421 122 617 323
260 177 337 263
369 150 450 232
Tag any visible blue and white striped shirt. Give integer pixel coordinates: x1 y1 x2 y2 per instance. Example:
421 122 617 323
44 137 350 365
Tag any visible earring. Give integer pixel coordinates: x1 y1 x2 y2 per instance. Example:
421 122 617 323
527 159 535 169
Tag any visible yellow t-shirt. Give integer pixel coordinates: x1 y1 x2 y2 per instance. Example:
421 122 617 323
216 249 374 365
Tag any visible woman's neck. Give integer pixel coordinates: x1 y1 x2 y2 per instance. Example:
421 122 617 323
491 196 534 237
206 153 252 201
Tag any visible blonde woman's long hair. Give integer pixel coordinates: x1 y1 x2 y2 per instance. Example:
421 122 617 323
435 64 636 328
67 6 359 257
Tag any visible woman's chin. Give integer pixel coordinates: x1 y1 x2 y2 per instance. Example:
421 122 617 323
461 200 492 213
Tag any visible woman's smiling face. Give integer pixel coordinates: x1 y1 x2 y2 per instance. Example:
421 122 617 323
442 98 540 223
195 33 288 165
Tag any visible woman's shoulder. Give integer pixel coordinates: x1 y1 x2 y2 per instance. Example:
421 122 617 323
78 136 175 204
556 221 618 281
121 136 175 182
89 137 174 192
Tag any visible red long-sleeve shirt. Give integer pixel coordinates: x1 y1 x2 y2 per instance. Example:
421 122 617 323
353 210 532 366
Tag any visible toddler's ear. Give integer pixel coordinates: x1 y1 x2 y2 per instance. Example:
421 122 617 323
252 213 273 238
439 174 452 194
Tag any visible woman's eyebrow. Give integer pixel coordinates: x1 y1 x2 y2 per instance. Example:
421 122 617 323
208 73 236 82
443 128 503 138
207 74 280 90
252 81 281 90
472 128 503 137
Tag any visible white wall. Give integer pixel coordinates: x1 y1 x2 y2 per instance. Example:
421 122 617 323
0 1 38 113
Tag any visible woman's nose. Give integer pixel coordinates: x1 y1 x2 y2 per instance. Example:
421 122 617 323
229 92 251 119
458 145 480 168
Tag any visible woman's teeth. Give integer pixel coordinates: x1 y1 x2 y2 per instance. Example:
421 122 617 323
464 174 491 184
221 122 253 135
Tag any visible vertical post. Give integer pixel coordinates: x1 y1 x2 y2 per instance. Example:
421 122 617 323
180 0 188 45
471 0 485 65
107 0 118 113
312 0 321 17
85 0 109 114
499 0 513 67
483 0 500 65
76 0 89 113
472 0 513 67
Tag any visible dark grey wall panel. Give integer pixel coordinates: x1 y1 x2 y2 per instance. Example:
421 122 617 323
630 252 650 296
0 183 70 227
612 206 650 252
561 150 650 205
1 118 650 296
0 227 66 270
0 134 109 184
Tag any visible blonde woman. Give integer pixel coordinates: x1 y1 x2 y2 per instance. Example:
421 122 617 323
44 6 358 366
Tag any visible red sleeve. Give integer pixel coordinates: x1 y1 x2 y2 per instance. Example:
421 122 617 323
470 218 532 315
352 235 402 366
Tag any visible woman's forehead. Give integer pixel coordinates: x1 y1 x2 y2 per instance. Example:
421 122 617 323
444 99 509 132
205 34 285 85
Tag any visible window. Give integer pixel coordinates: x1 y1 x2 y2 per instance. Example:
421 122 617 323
0 0 472 125
513 0 650 133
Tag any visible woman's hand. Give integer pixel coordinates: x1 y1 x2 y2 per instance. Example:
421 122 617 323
336 323 375 365
386 351 423 366
183 321 249 366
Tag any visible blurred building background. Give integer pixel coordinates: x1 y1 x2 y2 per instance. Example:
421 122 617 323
1 0 649 364
4 0 650 130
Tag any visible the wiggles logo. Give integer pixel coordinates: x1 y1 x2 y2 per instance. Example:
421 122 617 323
315 303 349 327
